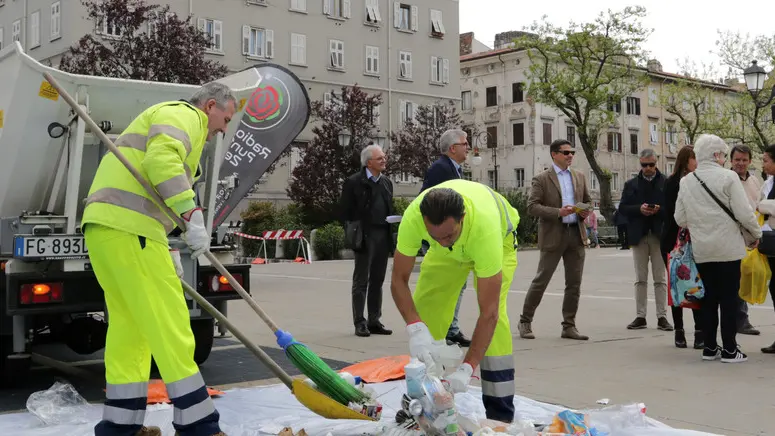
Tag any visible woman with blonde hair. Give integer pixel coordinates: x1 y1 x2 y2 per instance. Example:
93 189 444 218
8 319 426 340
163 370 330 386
674 134 761 363
660 145 702 349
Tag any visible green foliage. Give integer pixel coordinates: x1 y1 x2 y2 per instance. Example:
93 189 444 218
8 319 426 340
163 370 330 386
314 223 345 260
499 190 538 245
393 197 412 216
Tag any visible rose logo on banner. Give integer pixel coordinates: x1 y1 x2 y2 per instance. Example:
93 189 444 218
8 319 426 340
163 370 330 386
246 86 283 123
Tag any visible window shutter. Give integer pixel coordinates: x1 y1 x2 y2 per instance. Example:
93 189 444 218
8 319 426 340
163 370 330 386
406 52 412 78
214 20 223 51
242 25 250 55
617 133 622 151
343 0 351 18
265 29 274 58
323 0 330 15
442 58 449 83
324 92 332 109
197 18 206 33
373 0 382 22
607 133 613 152
399 99 406 123
393 2 400 28
437 10 445 34
430 56 438 82
410 5 418 31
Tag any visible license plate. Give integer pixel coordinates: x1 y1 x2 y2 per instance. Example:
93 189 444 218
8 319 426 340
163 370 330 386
14 235 89 259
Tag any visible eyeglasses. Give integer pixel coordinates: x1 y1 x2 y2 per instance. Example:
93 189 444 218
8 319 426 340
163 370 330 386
555 150 575 156
640 162 656 168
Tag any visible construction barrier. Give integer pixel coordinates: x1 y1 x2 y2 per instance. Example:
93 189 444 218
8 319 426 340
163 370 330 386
233 230 311 264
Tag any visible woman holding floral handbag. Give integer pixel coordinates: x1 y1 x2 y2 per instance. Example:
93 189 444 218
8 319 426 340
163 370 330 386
674 134 762 363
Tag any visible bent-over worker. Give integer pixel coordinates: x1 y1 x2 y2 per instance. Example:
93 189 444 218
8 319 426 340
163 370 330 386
82 82 237 436
390 179 520 423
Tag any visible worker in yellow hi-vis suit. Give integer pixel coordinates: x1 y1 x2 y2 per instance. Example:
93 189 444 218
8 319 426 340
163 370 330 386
390 179 520 423
82 82 237 436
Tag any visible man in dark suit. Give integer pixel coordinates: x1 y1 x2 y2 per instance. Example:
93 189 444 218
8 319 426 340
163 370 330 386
618 148 673 332
519 139 591 341
340 144 394 337
418 129 472 347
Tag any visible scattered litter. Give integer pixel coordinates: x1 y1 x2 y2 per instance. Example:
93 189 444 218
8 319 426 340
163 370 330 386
278 427 308 436
25 382 92 426
596 398 610 405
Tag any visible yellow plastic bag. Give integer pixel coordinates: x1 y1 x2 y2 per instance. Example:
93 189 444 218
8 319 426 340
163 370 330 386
740 247 770 305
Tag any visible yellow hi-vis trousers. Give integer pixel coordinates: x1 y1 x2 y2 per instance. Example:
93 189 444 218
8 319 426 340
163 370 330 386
85 224 221 436
414 238 518 423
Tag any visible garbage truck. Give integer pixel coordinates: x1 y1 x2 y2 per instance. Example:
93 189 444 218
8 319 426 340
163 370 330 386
0 41 310 385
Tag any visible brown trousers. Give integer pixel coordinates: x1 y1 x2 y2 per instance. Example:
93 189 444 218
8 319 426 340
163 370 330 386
520 226 586 328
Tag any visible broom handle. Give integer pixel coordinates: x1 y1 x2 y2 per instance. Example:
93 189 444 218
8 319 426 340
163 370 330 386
42 72 282 333
42 73 293 388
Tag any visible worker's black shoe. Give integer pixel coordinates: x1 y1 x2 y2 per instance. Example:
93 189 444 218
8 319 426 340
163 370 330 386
368 323 393 335
446 331 471 347
355 325 370 337
136 426 162 436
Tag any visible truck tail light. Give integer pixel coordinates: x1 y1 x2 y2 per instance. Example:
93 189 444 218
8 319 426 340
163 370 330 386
21 282 64 304
210 273 243 292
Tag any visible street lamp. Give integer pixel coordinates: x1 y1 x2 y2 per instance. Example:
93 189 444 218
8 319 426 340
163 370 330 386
744 60 768 95
338 132 351 147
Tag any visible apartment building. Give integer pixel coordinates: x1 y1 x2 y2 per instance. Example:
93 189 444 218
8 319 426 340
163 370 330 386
458 38 739 210
0 0 461 217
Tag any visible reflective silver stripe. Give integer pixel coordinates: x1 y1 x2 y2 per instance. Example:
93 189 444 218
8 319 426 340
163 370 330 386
148 124 192 155
156 174 192 200
481 380 516 397
185 164 193 184
485 187 515 237
166 372 206 399
481 355 514 371
174 399 217 426
106 381 148 399
115 133 148 151
86 187 174 233
102 405 146 425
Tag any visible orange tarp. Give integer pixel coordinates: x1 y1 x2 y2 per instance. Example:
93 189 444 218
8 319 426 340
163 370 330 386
339 355 410 383
101 379 226 405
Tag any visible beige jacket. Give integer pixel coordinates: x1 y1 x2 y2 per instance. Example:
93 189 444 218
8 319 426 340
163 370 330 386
741 172 764 212
757 176 775 228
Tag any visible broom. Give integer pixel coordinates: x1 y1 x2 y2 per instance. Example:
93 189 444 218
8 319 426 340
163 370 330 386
42 73 370 408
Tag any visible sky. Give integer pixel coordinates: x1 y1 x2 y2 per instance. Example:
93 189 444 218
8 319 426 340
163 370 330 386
459 0 775 79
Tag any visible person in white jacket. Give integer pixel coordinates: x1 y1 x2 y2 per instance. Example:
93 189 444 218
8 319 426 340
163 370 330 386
674 134 762 363
753 145 775 354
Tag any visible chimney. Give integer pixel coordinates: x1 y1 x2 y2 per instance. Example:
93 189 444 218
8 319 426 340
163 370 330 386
647 59 663 73
460 32 473 56
493 30 537 49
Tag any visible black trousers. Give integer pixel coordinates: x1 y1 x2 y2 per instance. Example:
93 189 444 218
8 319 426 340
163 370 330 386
696 260 742 352
617 224 629 248
661 248 701 331
351 226 391 327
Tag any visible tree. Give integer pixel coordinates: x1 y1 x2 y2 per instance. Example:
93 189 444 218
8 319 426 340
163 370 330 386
59 0 228 85
387 100 465 179
513 6 652 222
287 85 382 226
715 30 775 149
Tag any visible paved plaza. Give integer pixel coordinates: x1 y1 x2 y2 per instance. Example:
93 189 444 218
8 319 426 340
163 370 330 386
6 247 773 435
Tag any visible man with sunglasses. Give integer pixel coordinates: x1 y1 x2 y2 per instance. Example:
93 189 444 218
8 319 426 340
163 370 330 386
518 139 592 341
618 149 673 332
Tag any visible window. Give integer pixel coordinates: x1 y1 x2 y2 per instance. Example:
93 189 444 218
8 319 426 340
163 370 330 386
101 15 122 37
394 3 417 31
368 104 381 126
607 96 621 113
463 126 473 144
50 2 61 40
666 162 675 176
461 91 472 111
612 172 620 191
685 132 692 145
626 97 641 115
630 132 638 154
430 56 449 84
398 51 412 79
290 0 307 11
513 123 524 145
399 99 415 124
607 132 622 152
515 168 525 188
648 86 658 106
542 123 552 145
242 26 274 58
12 20 20 42
323 0 351 19
365 0 381 23
290 33 306 65
365 45 379 74
589 170 598 190
486 126 497 148
197 18 223 52
665 123 677 146
485 86 497 107
430 9 445 36
0 28 3 49
29 10 40 48
566 125 575 146
512 82 524 103
487 170 496 188
649 121 658 144
148 11 175 37
329 39 344 69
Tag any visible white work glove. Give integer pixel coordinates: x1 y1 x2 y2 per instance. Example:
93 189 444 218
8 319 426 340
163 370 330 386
443 362 474 393
406 322 440 368
181 208 210 258
169 248 184 278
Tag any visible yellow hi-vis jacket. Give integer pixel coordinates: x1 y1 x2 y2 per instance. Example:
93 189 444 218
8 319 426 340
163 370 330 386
82 100 208 244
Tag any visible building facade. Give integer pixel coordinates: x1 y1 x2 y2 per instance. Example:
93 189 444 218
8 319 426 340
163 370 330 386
0 0 461 219
458 46 740 216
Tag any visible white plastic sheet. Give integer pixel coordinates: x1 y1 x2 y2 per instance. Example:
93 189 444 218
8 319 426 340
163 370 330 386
0 380 719 436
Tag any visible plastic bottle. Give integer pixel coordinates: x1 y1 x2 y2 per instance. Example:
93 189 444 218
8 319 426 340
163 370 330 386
404 358 427 399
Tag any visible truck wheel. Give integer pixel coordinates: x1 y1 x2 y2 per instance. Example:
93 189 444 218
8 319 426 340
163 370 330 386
0 337 30 387
191 318 215 365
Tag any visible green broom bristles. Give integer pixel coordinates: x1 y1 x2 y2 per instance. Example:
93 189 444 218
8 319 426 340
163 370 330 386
276 329 371 406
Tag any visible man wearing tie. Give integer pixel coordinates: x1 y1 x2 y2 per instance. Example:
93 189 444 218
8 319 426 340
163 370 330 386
418 129 472 347
518 139 591 341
